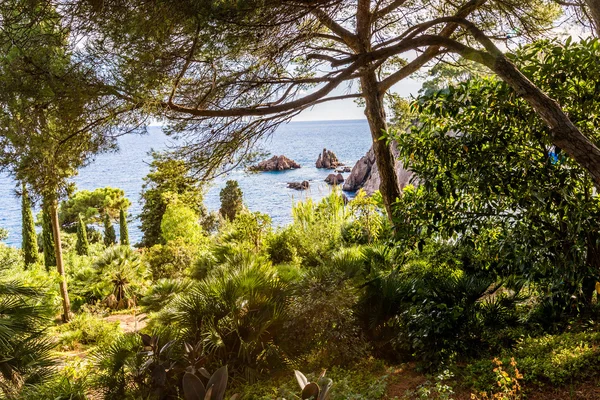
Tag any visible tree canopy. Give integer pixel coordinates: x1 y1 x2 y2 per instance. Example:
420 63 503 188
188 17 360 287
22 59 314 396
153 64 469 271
59 187 131 230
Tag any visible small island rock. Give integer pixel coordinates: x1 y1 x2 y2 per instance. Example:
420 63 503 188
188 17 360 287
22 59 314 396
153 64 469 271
316 148 342 169
252 155 301 171
287 181 310 190
325 173 344 185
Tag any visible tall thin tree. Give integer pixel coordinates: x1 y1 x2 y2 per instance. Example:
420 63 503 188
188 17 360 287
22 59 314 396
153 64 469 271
41 206 56 272
21 182 39 266
104 214 116 247
119 208 129 246
76 213 90 256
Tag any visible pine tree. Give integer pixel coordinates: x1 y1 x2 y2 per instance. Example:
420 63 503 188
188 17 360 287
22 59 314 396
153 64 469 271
21 183 39 266
119 208 130 246
41 207 56 271
103 213 116 247
76 213 90 256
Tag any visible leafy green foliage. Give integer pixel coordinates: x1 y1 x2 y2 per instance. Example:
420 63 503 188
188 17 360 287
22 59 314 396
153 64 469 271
55 312 122 351
219 211 272 253
144 239 200 280
59 187 131 231
281 265 368 367
289 190 348 267
82 246 149 309
342 190 386 245
161 200 206 247
139 152 206 248
466 330 600 390
155 252 290 380
219 180 244 221
395 38 600 322
21 184 39 266
0 256 54 397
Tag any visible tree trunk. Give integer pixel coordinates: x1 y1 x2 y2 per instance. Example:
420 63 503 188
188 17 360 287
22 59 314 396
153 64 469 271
490 56 600 188
585 0 600 36
49 199 72 322
360 71 401 221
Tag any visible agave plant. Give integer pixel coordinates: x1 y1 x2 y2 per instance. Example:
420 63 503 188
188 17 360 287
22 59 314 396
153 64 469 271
294 370 332 400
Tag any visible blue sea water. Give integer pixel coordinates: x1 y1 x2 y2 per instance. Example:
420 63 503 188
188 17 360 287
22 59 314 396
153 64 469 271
0 119 373 247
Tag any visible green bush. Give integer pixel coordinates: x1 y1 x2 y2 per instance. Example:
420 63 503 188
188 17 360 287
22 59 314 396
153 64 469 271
55 312 122 350
74 246 149 309
237 359 390 400
290 191 348 267
155 252 290 380
17 375 89 400
144 238 199 280
265 226 299 265
466 330 600 390
281 265 369 367
139 278 195 312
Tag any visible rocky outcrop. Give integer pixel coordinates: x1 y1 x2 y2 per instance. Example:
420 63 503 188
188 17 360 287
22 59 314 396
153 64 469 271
325 173 344 185
343 148 375 191
316 148 342 169
251 155 300 171
335 166 351 173
343 142 414 195
287 181 310 190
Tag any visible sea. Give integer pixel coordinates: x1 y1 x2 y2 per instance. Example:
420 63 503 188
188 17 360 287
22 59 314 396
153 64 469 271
0 119 373 247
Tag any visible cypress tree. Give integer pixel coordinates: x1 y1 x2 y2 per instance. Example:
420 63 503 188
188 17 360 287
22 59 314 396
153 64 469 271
21 183 39 266
41 207 56 271
103 213 116 247
119 208 129 246
76 213 90 256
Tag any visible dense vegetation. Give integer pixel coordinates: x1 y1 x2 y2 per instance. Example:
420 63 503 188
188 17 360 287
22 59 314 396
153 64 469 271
2 0 600 399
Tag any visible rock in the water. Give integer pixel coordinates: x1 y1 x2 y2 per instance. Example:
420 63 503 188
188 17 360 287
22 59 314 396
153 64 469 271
288 181 310 190
343 142 414 194
316 148 342 169
252 155 301 171
335 166 351 173
325 173 344 185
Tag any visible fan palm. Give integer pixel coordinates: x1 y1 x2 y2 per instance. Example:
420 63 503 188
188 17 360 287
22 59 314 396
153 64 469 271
0 261 53 396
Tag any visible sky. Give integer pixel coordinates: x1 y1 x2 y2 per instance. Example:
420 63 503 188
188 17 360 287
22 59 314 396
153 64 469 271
292 76 424 121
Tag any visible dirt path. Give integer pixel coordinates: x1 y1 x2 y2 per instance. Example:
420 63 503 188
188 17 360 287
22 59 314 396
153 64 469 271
103 312 147 333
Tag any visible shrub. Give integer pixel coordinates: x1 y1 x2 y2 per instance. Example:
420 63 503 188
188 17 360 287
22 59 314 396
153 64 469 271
144 238 199 280
140 278 195 312
75 213 90 256
265 226 299 265
161 200 206 246
155 254 290 380
358 244 523 367
55 312 122 350
103 213 116 247
341 190 386 245
86 246 149 309
220 211 272 252
290 191 348 267
0 258 54 397
466 330 600 390
281 265 369 367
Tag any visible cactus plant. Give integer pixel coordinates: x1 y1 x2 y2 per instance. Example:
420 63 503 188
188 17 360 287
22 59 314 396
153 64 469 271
294 370 333 400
